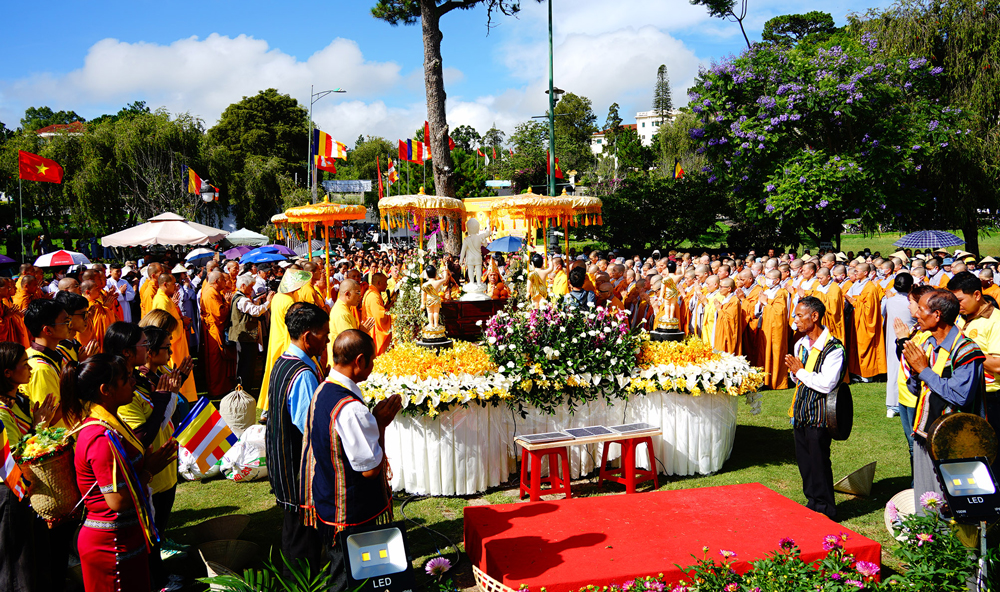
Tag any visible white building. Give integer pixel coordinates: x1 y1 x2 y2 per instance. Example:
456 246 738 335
591 109 682 154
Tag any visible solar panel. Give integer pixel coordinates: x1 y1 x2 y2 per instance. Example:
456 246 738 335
565 426 614 438
609 423 657 434
517 432 572 444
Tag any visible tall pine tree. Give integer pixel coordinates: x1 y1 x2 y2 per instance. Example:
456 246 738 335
653 65 673 125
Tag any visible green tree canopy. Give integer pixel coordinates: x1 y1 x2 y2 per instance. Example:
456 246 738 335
20 106 85 131
553 92 597 174
653 65 673 124
451 124 481 151
762 12 837 46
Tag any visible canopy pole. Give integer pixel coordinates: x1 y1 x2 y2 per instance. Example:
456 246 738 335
564 217 569 258
543 216 548 266
306 225 313 261
324 223 331 301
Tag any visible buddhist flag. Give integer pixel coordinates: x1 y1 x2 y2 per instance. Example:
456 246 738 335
673 158 685 179
0 420 27 500
399 139 423 164
182 165 203 194
18 150 63 184
313 129 348 160
546 151 564 179
387 159 398 185
315 155 337 174
173 397 237 473
377 155 384 199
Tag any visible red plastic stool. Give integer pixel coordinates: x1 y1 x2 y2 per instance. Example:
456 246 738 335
598 436 659 493
518 446 572 501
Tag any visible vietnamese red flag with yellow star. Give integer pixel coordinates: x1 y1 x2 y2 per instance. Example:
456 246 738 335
18 151 63 183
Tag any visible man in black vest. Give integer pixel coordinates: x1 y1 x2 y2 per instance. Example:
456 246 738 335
785 296 845 520
300 329 402 590
265 302 329 572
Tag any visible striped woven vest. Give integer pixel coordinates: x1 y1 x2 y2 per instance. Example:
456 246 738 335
265 353 317 511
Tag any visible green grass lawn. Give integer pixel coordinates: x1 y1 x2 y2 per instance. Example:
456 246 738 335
164 382 917 591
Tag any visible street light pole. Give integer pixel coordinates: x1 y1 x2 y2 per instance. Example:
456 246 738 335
547 0 556 199
307 85 346 203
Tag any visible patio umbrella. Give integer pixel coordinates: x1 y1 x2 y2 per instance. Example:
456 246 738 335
223 246 253 259
225 227 268 246
488 235 524 253
0 255 17 264
241 251 287 264
35 250 91 267
101 212 228 247
185 248 215 262
260 244 296 255
893 230 964 249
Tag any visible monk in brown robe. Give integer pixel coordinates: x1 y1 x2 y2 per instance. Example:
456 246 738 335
200 271 236 398
755 269 790 389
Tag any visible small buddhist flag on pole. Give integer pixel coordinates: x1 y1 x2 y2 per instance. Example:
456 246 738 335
0 420 27 500
673 158 685 179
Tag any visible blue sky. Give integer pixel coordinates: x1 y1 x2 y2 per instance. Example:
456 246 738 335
0 0 894 143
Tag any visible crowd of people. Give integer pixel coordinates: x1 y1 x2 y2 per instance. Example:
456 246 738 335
0 239 998 590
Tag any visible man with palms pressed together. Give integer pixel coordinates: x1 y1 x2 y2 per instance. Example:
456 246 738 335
785 296 845 520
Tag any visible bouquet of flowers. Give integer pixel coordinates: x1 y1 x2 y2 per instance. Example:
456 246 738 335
482 303 642 416
16 426 70 463
629 338 766 412
362 342 512 416
392 249 441 343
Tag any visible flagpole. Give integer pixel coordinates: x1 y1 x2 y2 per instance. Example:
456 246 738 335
18 177 24 264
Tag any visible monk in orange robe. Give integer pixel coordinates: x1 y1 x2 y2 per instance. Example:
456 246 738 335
151 273 197 401
79 280 117 353
0 280 29 347
361 273 393 357
714 278 742 355
200 271 236 398
297 262 329 312
813 268 846 343
981 269 1000 302
736 270 762 364
139 262 162 319
12 274 38 312
755 270 789 389
845 263 885 379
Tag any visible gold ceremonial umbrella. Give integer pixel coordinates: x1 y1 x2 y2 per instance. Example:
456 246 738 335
378 187 467 252
489 191 575 260
284 197 367 299
270 213 289 241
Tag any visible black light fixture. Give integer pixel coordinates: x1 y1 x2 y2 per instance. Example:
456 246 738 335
337 521 416 591
934 456 1000 522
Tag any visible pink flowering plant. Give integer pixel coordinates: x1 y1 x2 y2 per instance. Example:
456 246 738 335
884 492 977 591
481 304 641 416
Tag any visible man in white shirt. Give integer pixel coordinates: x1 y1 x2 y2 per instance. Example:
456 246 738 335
784 296 845 519
106 263 135 323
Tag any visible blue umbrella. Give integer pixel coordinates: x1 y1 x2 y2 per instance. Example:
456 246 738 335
892 230 964 249
241 251 287 264
488 235 524 253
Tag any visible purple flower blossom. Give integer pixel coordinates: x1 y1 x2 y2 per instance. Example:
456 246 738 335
917 532 933 546
940 142 949 147
846 580 865 589
818 200 829 208
766 184 775 192
855 561 880 578
799 176 807 183
919 491 942 509
690 128 705 139
886 501 898 522
928 120 939 131
708 176 717 183
425 557 451 577
719 549 737 560
822 534 843 552
912 145 922 150
765 204 775 213
931 66 944 75
779 537 796 550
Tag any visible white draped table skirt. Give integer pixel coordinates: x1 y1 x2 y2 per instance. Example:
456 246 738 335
381 391 740 496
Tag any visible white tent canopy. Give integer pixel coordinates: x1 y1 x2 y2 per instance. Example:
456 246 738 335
225 227 268 246
101 212 228 247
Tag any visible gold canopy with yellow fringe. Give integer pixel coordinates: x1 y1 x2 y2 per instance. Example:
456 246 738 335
270 213 289 241
487 190 580 258
377 188 468 251
283 197 368 299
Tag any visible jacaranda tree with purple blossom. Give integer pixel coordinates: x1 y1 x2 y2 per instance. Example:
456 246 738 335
687 32 970 249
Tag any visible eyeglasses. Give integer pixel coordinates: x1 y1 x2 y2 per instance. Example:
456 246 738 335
136 341 150 349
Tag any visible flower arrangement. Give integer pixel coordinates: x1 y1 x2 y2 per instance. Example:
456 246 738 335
362 342 512 416
16 427 70 463
501 244 530 313
629 338 766 413
481 304 642 416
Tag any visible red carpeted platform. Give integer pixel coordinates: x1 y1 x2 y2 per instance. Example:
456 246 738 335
464 483 881 592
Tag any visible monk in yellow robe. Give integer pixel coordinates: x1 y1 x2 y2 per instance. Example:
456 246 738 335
361 274 392 357
297 262 330 312
550 258 569 297
259 270 312 413
150 273 197 401
200 271 236 398
714 278 742 355
700 276 721 346
845 263 885 379
736 270 762 364
139 262 162 318
755 270 790 389
813 268 846 343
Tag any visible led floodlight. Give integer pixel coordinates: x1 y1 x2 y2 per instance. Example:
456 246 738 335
337 521 415 592
934 457 1000 522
